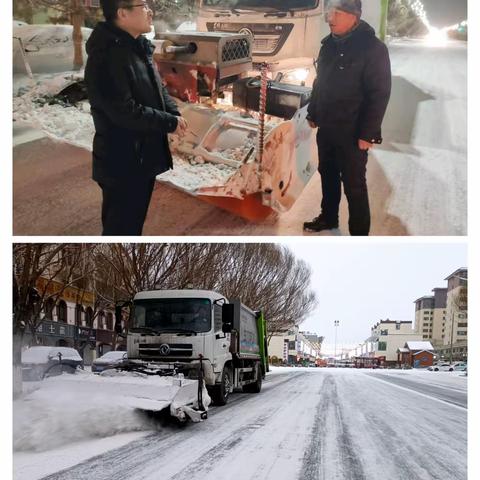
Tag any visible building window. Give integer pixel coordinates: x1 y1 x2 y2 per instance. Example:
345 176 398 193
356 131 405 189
457 331 467 336
378 342 387 351
395 323 401 330
44 298 55 320
75 304 84 326
85 307 94 328
98 311 105 329
458 323 468 328
57 301 67 323
380 329 388 336
106 312 113 330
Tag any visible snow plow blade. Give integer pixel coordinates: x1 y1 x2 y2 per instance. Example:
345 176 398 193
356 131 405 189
158 103 317 221
29 369 210 422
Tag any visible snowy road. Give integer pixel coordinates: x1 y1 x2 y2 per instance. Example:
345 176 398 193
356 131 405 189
13 39 467 236
15 368 467 480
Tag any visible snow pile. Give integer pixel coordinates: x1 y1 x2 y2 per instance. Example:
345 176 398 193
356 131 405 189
161 154 236 192
13 73 240 192
13 73 94 150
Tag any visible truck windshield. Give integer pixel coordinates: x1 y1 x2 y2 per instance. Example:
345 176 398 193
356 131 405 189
133 298 212 334
202 0 319 12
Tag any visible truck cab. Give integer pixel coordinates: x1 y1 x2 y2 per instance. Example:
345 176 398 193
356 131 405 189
197 0 385 86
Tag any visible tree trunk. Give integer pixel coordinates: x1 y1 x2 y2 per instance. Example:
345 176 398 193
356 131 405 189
13 333 24 399
71 0 85 70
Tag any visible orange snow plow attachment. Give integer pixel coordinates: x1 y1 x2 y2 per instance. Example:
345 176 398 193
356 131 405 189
157 103 318 220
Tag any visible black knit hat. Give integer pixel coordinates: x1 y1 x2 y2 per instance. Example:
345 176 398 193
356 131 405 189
327 0 362 17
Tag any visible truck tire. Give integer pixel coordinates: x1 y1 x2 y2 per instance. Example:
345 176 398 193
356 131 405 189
243 364 262 393
211 366 232 406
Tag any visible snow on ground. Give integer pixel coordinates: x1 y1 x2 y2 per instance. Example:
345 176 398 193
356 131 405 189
12 39 467 234
13 368 467 480
373 39 467 235
14 432 149 480
12 73 238 193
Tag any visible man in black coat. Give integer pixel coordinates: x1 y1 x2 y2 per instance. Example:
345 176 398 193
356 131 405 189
85 0 187 235
305 0 391 236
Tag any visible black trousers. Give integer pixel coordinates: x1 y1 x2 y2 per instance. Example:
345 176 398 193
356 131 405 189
317 128 370 236
98 177 156 236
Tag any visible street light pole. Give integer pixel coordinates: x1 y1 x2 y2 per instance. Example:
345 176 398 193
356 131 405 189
334 320 339 364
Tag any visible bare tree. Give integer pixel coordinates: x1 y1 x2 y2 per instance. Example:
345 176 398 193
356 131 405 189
26 0 89 69
13 243 97 397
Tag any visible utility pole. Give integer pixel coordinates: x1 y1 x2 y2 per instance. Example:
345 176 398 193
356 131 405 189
334 320 339 364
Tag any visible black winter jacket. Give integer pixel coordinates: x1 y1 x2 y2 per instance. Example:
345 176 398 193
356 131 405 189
85 22 180 185
307 21 391 143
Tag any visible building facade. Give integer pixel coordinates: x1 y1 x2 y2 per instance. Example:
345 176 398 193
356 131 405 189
440 268 468 361
368 319 422 365
268 327 323 366
24 277 118 365
414 288 447 346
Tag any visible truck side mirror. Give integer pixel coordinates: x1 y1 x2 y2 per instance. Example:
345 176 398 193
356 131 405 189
222 304 234 333
114 305 123 334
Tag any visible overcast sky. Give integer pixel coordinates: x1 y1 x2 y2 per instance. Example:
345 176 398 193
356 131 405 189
282 241 467 352
422 0 468 28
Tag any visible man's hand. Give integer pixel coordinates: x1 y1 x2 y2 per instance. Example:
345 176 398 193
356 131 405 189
307 119 317 129
174 116 188 136
358 139 373 151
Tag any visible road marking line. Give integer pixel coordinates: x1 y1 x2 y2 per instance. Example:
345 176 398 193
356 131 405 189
364 373 467 411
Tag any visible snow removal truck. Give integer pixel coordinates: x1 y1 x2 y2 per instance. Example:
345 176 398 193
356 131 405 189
117 289 269 410
28 290 268 423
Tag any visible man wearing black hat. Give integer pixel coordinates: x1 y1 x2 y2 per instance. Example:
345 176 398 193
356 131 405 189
304 0 391 236
85 0 187 236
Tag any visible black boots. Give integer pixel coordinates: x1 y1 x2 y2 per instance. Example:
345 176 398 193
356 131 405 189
303 215 339 232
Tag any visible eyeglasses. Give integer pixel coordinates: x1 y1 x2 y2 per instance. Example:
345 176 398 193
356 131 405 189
124 2 150 10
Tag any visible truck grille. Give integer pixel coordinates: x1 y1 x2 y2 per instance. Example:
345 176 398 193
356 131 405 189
222 38 251 63
253 35 280 55
207 23 294 58
139 343 193 358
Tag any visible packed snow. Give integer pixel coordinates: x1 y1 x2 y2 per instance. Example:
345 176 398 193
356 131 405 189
13 368 467 480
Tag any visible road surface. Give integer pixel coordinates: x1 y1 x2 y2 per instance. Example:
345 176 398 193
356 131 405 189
13 39 467 236
14 368 467 480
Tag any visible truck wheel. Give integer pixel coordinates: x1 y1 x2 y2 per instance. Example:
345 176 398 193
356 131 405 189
211 366 232 406
243 364 262 393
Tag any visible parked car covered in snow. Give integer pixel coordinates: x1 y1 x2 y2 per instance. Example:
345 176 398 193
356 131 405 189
453 362 467 371
13 24 92 74
21 346 84 381
427 362 454 372
91 351 127 373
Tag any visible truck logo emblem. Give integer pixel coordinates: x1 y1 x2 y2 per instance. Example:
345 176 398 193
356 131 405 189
239 28 254 38
159 344 170 355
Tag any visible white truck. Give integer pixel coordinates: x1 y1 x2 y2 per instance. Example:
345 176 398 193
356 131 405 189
122 289 269 406
196 0 388 85
25 289 269 424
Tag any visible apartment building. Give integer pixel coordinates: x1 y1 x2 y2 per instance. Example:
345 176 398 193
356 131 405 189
440 268 468 360
414 288 447 346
